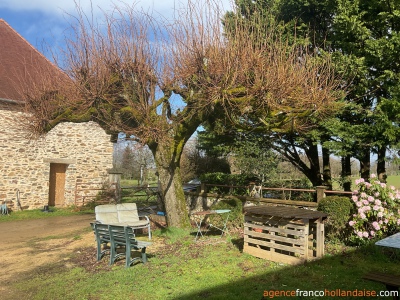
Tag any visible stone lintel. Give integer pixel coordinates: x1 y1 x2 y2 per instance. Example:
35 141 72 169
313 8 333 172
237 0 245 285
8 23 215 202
43 158 76 164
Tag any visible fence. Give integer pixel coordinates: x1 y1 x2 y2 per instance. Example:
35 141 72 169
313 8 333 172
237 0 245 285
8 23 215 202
74 182 119 207
196 183 353 208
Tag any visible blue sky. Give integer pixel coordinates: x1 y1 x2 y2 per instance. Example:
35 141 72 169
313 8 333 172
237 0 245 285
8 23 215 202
0 0 233 59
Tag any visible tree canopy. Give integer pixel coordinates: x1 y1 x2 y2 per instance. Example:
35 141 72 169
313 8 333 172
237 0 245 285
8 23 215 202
212 0 400 190
24 1 341 227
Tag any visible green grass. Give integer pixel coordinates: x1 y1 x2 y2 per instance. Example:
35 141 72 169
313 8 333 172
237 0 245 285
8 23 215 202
9 228 400 300
0 206 93 222
387 175 400 189
332 174 400 191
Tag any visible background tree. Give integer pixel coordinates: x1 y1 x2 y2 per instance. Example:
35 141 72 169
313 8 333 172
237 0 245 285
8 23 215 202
227 0 400 189
24 1 341 227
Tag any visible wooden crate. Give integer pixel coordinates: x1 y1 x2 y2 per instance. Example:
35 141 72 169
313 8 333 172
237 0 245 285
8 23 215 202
243 206 327 264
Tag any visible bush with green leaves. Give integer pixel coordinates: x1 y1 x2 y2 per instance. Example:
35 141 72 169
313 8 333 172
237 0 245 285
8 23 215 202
317 196 353 242
200 172 253 195
210 197 244 229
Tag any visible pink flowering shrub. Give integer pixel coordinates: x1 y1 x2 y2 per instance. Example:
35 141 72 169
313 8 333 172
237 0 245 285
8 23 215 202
348 174 400 244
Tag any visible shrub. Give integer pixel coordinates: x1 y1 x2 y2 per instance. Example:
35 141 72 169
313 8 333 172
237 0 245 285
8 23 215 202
347 174 400 245
200 173 252 195
317 196 353 242
210 197 244 229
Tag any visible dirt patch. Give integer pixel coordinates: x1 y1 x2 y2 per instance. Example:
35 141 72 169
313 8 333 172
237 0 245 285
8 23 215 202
0 214 96 298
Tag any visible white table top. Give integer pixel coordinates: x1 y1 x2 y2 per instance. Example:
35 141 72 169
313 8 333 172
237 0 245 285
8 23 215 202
375 232 400 249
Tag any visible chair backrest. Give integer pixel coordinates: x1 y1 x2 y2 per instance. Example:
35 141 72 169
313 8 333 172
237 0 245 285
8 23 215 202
95 204 119 224
117 203 139 223
108 224 127 244
93 223 111 242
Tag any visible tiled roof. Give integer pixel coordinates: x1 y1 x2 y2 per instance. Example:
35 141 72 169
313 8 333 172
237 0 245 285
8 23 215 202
0 19 62 102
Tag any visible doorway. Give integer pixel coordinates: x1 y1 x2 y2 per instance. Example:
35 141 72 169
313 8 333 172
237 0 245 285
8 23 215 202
48 163 67 207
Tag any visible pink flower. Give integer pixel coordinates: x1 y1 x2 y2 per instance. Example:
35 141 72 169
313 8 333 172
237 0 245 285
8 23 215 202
375 199 382 206
363 206 371 211
362 200 369 205
363 231 369 238
371 174 377 178
360 213 367 219
370 231 375 236
372 221 380 231
352 195 358 202
356 201 362 207
357 231 363 237
377 212 384 218
374 192 380 197
355 178 365 185
373 205 380 211
397 219 400 225
349 221 355 226
367 196 374 202
380 183 387 188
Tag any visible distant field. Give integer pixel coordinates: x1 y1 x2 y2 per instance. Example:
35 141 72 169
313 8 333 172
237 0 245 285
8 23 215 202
387 175 400 189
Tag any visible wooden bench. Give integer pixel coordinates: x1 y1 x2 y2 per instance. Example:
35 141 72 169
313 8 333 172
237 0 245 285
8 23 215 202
91 223 152 268
363 272 400 300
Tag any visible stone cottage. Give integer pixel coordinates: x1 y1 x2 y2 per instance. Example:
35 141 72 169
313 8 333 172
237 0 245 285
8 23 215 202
0 19 114 210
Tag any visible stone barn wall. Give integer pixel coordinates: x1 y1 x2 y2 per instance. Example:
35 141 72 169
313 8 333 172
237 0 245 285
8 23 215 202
0 108 113 210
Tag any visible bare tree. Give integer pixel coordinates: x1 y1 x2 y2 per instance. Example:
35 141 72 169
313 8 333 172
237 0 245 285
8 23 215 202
24 1 342 227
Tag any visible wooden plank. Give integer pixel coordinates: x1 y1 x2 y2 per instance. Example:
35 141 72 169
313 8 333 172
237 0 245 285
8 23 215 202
244 206 327 220
244 237 305 254
243 244 303 265
244 217 306 229
244 226 305 239
302 219 309 260
244 220 305 230
256 225 304 236
244 229 305 245
315 218 325 258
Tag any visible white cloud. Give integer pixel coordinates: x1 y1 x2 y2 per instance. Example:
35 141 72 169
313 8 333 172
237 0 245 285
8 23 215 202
0 0 234 18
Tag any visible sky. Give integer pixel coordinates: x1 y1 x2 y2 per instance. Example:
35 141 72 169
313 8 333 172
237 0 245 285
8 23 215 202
0 0 234 59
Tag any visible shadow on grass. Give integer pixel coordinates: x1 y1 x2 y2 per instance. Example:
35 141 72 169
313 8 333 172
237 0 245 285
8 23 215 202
172 243 400 300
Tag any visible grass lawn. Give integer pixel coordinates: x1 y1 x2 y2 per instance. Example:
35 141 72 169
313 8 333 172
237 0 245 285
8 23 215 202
387 174 400 189
11 227 400 300
0 206 92 222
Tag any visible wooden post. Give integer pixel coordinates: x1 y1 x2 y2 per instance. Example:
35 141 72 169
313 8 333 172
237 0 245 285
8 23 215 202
303 219 309 261
200 183 206 193
315 218 325 257
316 186 327 203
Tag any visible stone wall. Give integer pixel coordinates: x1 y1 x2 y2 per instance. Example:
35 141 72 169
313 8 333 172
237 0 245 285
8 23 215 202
0 108 113 210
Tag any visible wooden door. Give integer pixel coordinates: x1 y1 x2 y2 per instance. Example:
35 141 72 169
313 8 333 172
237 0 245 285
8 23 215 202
48 163 67 207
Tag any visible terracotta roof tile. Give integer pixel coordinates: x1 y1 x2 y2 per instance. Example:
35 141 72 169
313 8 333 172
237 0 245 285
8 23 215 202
0 19 62 102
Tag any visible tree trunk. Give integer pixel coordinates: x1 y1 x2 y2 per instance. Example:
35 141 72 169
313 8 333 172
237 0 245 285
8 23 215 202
304 141 323 186
377 145 387 182
341 155 352 191
359 149 370 181
322 145 332 190
152 139 191 228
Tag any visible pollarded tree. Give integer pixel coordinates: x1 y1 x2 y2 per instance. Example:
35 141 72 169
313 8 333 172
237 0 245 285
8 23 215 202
24 1 341 227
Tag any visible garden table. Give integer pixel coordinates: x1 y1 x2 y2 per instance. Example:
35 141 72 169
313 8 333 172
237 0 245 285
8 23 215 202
375 232 400 249
191 209 231 241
